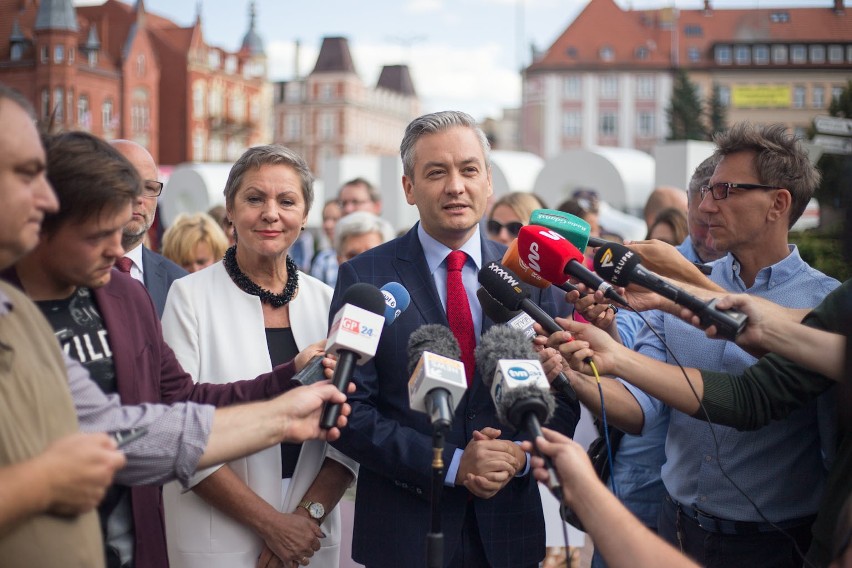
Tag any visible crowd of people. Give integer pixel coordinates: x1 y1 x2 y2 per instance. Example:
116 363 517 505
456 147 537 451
0 78 849 568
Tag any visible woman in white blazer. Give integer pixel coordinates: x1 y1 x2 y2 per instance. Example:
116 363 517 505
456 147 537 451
161 145 357 568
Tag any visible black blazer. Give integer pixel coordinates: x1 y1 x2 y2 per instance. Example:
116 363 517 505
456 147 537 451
141 246 187 318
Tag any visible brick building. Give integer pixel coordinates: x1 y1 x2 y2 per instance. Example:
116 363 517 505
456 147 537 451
273 36 420 177
0 0 269 165
522 0 852 157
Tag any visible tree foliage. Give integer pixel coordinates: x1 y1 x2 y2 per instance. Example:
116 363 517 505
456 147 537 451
706 83 727 137
666 68 707 141
813 80 852 215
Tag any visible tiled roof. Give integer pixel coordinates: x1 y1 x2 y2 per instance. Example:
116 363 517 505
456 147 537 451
528 0 852 72
376 64 417 96
311 37 356 74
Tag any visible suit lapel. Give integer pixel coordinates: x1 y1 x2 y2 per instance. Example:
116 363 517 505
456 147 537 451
392 227 446 326
93 283 140 402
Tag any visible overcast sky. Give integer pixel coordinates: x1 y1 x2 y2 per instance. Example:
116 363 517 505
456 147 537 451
90 0 843 121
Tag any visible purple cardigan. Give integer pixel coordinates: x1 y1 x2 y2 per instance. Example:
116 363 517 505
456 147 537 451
5 269 300 568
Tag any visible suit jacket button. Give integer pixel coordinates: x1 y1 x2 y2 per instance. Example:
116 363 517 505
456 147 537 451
467 412 476 420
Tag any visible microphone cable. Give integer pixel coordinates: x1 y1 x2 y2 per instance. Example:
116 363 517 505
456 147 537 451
589 359 619 499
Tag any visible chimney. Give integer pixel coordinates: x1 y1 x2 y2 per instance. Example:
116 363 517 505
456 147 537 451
834 0 844 14
704 0 712 14
294 39 301 80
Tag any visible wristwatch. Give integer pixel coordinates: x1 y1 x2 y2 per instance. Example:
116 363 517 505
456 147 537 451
297 499 326 524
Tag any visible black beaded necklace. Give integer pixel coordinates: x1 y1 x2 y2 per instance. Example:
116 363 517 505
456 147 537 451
223 245 299 308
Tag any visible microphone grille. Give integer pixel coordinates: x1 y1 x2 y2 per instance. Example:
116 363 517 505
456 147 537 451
406 324 462 376
494 382 557 430
475 325 537 388
476 287 520 324
342 282 387 316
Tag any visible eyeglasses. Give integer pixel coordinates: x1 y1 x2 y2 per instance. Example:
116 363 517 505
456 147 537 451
142 180 164 198
698 182 783 200
487 219 524 237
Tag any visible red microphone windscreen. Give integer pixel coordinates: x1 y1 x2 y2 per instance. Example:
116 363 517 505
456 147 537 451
502 239 550 289
517 225 585 285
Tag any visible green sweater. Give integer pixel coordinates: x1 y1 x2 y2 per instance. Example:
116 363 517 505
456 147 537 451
699 279 851 567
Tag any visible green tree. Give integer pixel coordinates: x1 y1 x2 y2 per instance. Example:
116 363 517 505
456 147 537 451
706 82 727 137
666 68 706 141
812 80 852 226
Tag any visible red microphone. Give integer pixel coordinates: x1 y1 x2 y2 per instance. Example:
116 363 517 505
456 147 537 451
502 239 584 296
517 225 628 305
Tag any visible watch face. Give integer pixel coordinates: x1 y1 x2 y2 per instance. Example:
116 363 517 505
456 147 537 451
308 502 325 519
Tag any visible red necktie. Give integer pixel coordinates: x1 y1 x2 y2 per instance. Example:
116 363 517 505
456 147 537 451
115 257 133 273
446 250 476 386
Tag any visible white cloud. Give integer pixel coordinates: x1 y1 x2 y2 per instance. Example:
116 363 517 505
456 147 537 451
405 0 444 14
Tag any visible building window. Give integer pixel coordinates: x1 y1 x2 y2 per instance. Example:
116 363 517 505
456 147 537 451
192 130 205 161
209 85 223 117
77 95 90 128
285 115 301 140
734 45 750 65
53 88 63 122
319 113 336 140
718 85 731 107
285 83 302 103
635 46 649 60
102 99 114 130
229 91 245 121
828 45 843 63
772 45 788 64
250 96 260 123
636 75 655 99
208 50 221 69
753 45 769 64
792 86 806 108
88 50 97 67
209 137 223 161
320 84 334 101
225 56 237 74
715 45 731 65
41 88 50 118
599 46 614 62
637 112 655 138
563 76 581 99
600 112 617 137
54 44 64 63
562 111 581 137
192 81 206 119
770 11 790 23
688 47 701 63
684 25 702 37
40 45 48 63
67 89 73 123
809 45 825 64
136 54 146 76
791 45 806 64
10 43 23 61
847 45 852 63
812 86 825 109
600 75 618 99
833 86 844 102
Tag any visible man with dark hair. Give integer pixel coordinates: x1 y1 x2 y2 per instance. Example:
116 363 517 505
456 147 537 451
109 139 186 317
557 122 839 567
330 110 580 568
0 125 346 568
337 177 382 216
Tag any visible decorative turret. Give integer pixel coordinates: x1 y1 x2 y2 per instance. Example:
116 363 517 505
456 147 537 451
34 0 78 32
240 1 265 56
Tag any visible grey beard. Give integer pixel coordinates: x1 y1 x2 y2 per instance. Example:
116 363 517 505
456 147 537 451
122 228 146 251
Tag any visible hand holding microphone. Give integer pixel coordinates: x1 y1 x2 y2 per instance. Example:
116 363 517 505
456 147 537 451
321 283 387 429
593 243 747 340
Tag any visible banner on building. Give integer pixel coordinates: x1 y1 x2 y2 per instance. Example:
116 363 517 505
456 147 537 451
731 85 791 108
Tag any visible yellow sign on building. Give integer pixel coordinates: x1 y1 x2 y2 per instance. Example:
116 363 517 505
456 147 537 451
731 85 791 109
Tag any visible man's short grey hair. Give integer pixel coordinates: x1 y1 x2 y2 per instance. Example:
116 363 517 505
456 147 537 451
713 122 818 228
688 154 721 196
399 111 491 179
224 145 314 214
334 211 395 253
0 83 36 119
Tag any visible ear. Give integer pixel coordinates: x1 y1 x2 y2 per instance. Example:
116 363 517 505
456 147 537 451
766 188 792 224
402 175 416 206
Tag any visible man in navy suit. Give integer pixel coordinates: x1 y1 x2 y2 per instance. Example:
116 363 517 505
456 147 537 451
330 111 580 568
110 140 186 317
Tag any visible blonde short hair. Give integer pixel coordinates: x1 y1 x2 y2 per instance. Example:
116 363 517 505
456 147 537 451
161 212 229 267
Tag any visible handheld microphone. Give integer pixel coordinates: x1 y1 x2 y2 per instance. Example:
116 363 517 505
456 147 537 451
475 326 562 497
594 243 748 340
477 288 578 404
478 261 562 335
531 209 613 251
517 225 628 305
320 283 387 429
407 325 468 432
502 239 584 296
381 282 411 325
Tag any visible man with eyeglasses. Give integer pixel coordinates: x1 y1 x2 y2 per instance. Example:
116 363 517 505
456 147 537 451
563 122 838 567
110 140 186 317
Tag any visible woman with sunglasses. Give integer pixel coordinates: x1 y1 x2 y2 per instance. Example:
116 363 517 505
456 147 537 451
486 191 547 245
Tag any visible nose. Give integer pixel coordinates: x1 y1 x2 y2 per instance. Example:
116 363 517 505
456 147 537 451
37 177 60 214
445 171 465 195
261 199 278 221
107 234 125 259
697 190 717 213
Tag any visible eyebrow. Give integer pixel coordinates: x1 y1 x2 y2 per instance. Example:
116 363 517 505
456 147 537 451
421 157 482 171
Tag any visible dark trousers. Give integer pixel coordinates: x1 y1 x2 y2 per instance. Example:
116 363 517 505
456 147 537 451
446 500 538 568
658 495 814 568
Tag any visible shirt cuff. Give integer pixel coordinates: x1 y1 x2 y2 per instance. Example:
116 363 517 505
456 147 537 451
514 441 531 477
444 448 464 486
